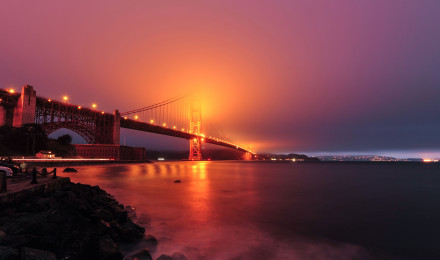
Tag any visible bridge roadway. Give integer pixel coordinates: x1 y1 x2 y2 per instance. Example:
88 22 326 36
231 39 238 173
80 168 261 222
120 118 252 153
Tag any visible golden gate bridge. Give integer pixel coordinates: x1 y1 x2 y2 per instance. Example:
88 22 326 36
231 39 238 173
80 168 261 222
0 85 253 160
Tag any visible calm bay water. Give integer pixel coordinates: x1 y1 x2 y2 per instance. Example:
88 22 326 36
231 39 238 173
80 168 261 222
60 161 440 260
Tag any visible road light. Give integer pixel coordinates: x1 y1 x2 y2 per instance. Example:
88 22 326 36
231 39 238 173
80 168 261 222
134 115 138 120
150 119 154 124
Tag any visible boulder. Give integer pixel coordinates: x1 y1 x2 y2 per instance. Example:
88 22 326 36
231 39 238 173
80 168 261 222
156 255 174 260
63 167 77 172
99 235 123 260
143 235 158 254
20 247 56 260
171 252 188 260
0 245 19 260
126 249 153 260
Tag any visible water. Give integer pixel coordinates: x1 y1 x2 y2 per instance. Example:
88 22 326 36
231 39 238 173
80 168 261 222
60 161 440 260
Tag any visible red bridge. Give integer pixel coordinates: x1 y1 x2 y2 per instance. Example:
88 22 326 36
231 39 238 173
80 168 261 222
0 85 253 160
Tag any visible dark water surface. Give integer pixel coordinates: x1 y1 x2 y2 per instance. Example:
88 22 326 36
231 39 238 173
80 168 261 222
61 161 440 260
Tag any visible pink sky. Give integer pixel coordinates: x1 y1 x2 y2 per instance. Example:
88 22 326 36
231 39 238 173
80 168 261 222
1 1 439 157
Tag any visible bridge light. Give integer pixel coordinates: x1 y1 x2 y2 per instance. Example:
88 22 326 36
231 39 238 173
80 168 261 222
48 99 51 102
134 115 139 120
63 96 69 102
92 103 97 109
162 123 166 127
77 106 81 109
124 117 127 120
201 138 204 141
182 128 185 131
8 89 15 94
101 111 104 114
173 126 176 129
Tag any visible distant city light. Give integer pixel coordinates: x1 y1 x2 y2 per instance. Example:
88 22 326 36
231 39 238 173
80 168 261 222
150 119 154 123
78 106 81 109
92 103 97 109
163 123 166 127
63 96 68 101
8 89 15 94
134 115 139 120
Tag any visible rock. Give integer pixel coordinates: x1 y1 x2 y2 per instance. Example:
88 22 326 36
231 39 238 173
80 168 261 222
20 247 56 260
0 183 146 259
63 167 77 172
143 235 158 254
99 235 123 260
0 230 6 242
0 246 19 260
171 252 188 260
126 249 153 260
174 180 181 183
156 255 174 260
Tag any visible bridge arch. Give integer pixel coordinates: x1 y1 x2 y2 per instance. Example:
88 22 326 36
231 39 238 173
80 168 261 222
47 127 89 144
42 122 96 144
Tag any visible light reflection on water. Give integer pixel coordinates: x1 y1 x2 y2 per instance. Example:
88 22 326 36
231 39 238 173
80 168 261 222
61 161 440 259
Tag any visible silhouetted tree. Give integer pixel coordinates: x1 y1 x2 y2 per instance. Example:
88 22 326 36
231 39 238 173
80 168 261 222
57 134 72 146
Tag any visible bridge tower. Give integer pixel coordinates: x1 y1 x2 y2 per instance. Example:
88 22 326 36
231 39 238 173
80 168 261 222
189 98 202 160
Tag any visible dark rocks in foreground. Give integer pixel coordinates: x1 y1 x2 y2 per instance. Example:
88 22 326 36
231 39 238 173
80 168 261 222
0 183 154 260
63 167 78 172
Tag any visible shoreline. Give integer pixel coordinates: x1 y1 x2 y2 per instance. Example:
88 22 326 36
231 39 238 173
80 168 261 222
0 179 158 259
13 159 153 168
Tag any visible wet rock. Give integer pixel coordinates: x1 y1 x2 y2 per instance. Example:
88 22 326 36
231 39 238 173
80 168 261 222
99 235 123 260
0 183 150 259
171 252 188 260
0 245 19 260
21 247 56 260
0 230 6 243
63 167 77 172
156 255 174 260
126 249 153 260
143 235 158 254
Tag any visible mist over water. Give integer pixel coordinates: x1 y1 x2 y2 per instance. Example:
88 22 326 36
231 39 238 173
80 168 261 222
61 161 440 259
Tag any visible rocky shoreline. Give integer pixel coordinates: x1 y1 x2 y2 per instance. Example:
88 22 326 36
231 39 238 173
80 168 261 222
0 182 158 260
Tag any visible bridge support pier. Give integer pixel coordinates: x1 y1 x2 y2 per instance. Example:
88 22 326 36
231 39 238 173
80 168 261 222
13 85 36 127
113 110 120 145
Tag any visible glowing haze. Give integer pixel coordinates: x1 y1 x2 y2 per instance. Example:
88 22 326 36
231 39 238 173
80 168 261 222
1 1 439 157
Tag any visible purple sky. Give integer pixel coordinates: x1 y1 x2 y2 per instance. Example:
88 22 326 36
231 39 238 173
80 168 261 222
1 1 439 158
